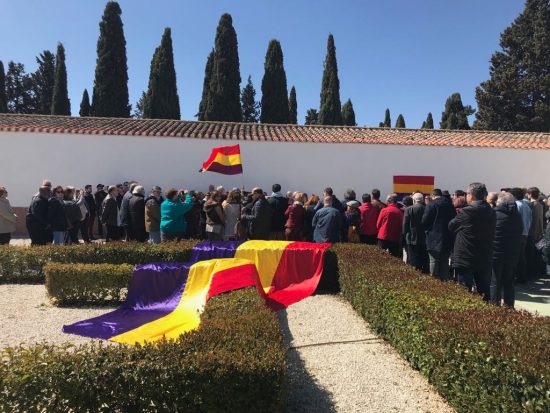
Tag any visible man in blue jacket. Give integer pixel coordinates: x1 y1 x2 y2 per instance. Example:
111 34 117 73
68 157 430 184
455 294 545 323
312 196 342 243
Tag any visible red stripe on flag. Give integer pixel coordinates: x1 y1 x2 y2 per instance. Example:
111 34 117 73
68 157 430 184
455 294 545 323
393 175 435 185
206 263 257 301
201 144 241 172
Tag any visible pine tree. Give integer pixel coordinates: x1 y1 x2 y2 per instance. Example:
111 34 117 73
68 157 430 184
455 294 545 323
0 61 7 113
143 28 180 120
6 62 36 113
197 50 214 120
260 39 289 124
288 86 297 124
422 112 434 129
382 108 391 127
341 99 356 126
241 75 260 123
79 89 90 117
318 34 342 125
395 114 406 128
305 108 318 125
33 51 56 115
133 91 147 118
51 43 70 115
475 0 550 131
91 1 130 117
440 93 474 129
204 13 242 122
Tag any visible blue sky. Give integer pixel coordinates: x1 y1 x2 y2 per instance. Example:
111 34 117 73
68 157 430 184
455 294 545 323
0 0 524 127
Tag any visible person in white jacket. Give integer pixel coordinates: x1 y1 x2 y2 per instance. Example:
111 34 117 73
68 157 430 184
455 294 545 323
0 187 17 245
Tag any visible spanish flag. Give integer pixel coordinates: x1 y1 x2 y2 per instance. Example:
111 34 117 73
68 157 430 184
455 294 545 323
393 175 435 198
199 144 243 175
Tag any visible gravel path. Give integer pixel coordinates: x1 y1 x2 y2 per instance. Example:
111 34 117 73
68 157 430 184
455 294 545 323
279 294 454 413
0 284 113 348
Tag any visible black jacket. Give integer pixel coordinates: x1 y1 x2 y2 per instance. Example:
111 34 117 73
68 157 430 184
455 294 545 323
47 198 67 231
26 196 49 232
64 200 82 228
83 192 97 216
128 194 146 232
242 196 272 240
268 195 288 232
422 197 456 253
448 200 496 271
101 196 119 227
493 201 523 264
403 203 426 246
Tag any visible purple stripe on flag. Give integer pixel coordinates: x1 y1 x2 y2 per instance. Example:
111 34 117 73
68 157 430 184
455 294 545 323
190 240 244 262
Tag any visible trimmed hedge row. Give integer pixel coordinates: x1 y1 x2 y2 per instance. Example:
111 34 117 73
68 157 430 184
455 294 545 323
45 263 134 306
0 288 286 413
335 243 550 413
0 241 196 283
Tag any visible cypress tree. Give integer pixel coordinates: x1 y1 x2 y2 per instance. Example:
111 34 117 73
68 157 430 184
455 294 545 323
133 91 147 118
91 1 130 117
288 86 298 124
395 114 406 128
51 43 71 115
318 34 342 125
5 62 36 113
475 0 550 131
260 39 289 124
341 99 356 126
143 28 180 120
422 112 434 129
0 61 7 113
440 93 474 129
241 75 260 123
79 89 90 117
33 51 56 115
197 50 214 120
305 108 318 125
204 13 242 122
382 108 391 127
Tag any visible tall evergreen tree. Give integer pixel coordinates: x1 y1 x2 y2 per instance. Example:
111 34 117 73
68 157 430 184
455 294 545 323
5 61 36 113
421 112 434 129
0 61 7 113
33 51 56 115
197 50 214 120
305 108 318 125
440 93 474 129
91 1 130 117
288 86 297 124
204 13 242 122
79 89 90 117
381 108 391 127
143 28 180 120
133 91 147 118
318 34 342 125
341 99 356 126
51 43 70 115
395 114 406 128
241 75 260 123
260 39 289 124
475 0 550 131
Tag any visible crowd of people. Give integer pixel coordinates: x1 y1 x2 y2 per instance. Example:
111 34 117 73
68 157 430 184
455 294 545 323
1 180 549 307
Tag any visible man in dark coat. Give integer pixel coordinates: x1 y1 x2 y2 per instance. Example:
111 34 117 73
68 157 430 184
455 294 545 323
312 196 342 243
403 192 429 273
83 185 97 240
267 184 288 240
102 186 121 242
26 186 50 246
448 182 496 301
422 188 456 280
120 182 137 241
128 186 147 242
241 187 272 240
314 187 344 213
94 184 107 238
491 192 523 307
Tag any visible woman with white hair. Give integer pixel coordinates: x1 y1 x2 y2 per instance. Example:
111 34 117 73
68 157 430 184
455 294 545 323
0 187 17 245
128 185 147 242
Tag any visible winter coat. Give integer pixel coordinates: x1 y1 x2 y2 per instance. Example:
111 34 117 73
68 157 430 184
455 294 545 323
223 203 241 239
26 196 49 236
448 200 496 272
422 197 456 253
119 191 133 227
242 196 272 240
128 194 146 234
285 203 305 230
493 201 523 264
314 195 344 213
160 194 193 234
529 201 544 241
376 203 403 243
204 199 225 226
0 198 17 234
359 202 379 236
64 200 82 229
403 203 426 246
268 194 289 232
101 196 120 227
145 196 161 232
84 192 96 216
312 206 342 243
47 198 67 232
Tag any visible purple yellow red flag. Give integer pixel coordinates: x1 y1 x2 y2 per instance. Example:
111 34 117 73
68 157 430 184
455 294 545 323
199 144 243 175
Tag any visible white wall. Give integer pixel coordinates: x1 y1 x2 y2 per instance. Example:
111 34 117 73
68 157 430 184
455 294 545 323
1 131 550 208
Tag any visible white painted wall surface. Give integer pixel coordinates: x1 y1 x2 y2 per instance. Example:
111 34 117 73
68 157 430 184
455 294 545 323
1 131 549 208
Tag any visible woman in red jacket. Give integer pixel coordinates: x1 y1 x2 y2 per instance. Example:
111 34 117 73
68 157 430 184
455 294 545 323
284 192 306 241
376 195 404 257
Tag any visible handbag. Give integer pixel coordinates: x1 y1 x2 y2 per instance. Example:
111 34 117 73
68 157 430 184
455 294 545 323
535 237 548 251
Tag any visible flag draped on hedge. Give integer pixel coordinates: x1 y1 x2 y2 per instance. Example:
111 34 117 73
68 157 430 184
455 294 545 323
64 240 330 344
199 144 243 175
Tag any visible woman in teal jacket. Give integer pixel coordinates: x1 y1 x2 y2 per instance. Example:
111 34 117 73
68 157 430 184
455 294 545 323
160 188 193 242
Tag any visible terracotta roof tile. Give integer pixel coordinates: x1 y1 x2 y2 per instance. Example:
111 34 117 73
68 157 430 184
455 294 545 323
0 113 550 149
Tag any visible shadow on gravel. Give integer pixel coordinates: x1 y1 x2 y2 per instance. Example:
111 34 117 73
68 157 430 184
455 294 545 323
277 309 337 413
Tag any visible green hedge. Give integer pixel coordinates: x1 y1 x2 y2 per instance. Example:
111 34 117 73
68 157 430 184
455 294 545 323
0 288 286 413
335 243 550 413
0 241 196 283
45 263 134 306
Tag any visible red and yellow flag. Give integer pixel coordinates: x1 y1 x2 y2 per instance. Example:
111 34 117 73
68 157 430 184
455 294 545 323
393 175 434 197
200 144 243 175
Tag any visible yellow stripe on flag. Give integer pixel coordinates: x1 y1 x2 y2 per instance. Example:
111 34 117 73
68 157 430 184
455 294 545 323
212 153 242 167
393 183 434 194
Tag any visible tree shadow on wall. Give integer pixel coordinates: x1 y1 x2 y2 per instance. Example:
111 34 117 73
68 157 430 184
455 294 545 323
277 309 337 413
